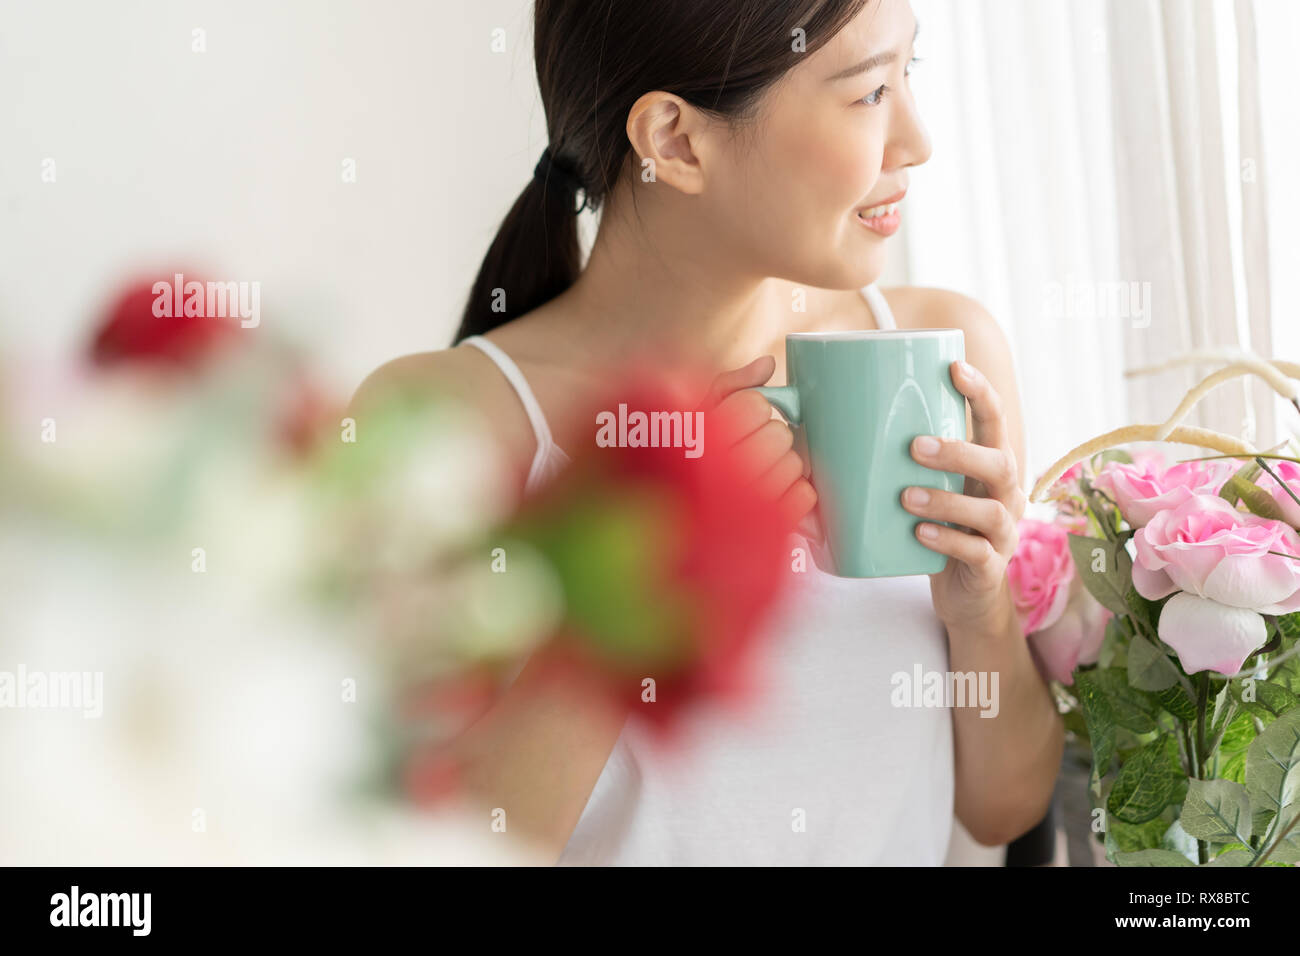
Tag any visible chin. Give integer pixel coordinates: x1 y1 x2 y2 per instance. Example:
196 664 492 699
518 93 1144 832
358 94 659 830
767 228 887 289
818 250 886 291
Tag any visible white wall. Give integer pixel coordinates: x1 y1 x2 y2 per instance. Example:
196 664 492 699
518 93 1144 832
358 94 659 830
2 0 548 388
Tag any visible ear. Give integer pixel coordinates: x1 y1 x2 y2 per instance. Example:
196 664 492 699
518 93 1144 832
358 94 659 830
625 91 711 196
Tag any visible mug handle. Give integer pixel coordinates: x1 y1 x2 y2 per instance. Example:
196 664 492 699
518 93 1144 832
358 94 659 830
749 385 802 426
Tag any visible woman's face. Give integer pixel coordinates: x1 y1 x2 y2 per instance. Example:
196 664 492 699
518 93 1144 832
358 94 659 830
703 0 930 289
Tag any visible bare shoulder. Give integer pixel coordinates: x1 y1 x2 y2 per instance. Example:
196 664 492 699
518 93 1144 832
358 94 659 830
881 287 1008 353
348 342 538 478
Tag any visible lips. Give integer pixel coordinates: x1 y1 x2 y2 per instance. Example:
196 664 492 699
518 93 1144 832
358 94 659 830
856 189 907 219
855 189 906 237
858 201 899 220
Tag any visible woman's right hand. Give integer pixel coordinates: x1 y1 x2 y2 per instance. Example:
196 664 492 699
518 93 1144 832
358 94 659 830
702 356 820 538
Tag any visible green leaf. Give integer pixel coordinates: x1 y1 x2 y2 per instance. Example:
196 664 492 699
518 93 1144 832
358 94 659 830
1107 815 1171 853
1068 534 1134 617
1220 749 1249 784
1205 850 1254 867
1095 669 1159 734
1219 711 1259 754
1128 634 1180 691
1220 474 1285 521
1180 779 1252 844
1211 681 1233 732
1219 460 1263 506
1240 681 1300 723
1075 671 1117 781
1097 616 1125 669
1125 586 1163 639
1114 849 1195 867
510 490 693 669
1277 612 1300 643
1267 631 1300 694
1077 669 1163 786
1108 735 1184 825
1245 708 1300 838
1150 683 1198 723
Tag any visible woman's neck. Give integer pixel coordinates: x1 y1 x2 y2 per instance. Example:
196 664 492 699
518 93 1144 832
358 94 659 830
549 195 852 377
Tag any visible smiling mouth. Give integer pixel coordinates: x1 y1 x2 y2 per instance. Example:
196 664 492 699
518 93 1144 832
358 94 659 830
854 193 904 236
856 189 907 220
857 201 899 221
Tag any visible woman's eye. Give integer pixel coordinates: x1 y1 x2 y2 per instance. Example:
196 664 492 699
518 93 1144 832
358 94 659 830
861 84 890 106
905 56 923 78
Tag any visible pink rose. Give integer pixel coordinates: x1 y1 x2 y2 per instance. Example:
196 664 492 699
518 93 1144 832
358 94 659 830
1256 460 1300 529
1027 577 1112 684
1133 494 1300 675
1094 456 1237 528
1008 519 1075 635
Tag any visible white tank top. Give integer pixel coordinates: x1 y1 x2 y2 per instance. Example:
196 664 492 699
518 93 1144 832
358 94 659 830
460 285 955 865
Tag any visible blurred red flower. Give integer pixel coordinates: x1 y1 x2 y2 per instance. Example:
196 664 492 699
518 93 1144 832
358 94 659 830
88 276 240 370
275 370 343 458
503 369 796 739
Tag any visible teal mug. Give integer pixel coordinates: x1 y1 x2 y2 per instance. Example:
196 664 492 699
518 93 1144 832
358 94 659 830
750 329 967 578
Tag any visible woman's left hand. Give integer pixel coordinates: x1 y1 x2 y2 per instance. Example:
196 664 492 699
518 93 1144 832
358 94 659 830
902 359 1027 630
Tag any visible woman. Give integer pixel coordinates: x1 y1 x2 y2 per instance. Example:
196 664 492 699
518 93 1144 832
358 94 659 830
354 0 1063 864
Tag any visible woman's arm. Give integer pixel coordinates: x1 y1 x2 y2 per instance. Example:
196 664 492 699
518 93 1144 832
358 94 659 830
350 352 627 861
893 290 1064 847
448 646 632 860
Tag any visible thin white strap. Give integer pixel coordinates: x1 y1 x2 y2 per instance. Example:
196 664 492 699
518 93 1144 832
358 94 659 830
860 284 897 330
460 334 558 463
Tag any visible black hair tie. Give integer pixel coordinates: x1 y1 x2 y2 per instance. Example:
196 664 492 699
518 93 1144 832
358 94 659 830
533 147 588 212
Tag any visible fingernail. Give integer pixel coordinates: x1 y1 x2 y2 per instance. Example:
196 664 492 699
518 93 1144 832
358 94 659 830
918 523 939 540
915 436 940 456
957 360 976 378
906 487 930 507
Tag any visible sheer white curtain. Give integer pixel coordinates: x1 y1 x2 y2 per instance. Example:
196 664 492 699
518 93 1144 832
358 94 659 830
901 0 1297 486
903 0 1297 866
902 0 1127 490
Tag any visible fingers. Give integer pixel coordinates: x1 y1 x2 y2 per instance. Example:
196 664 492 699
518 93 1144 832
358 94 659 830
702 355 775 412
901 486 1018 556
911 434 1019 501
776 477 818 528
949 360 1010 454
700 356 814 529
733 419 794 482
795 508 825 544
753 444 805 502
732 412 817 523
715 387 782 445
913 522 1001 581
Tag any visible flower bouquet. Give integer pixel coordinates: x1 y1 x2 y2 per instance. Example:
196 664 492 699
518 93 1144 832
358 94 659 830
1013 352 1300 867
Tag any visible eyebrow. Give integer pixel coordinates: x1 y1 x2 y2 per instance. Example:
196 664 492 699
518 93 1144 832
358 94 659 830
826 21 920 82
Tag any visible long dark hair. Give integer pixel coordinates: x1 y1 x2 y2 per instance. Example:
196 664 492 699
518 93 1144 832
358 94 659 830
453 0 872 344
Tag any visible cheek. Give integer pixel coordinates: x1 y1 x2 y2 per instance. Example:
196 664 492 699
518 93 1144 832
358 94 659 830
811 118 886 210
773 112 886 228
708 108 888 275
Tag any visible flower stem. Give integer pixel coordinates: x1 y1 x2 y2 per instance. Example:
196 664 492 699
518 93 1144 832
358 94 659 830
1195 674 1210 864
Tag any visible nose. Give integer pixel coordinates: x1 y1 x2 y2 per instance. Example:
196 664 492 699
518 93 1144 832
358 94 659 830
886 84 932 171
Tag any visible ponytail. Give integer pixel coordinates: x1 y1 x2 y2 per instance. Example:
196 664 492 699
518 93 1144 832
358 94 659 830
452 173 582 343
